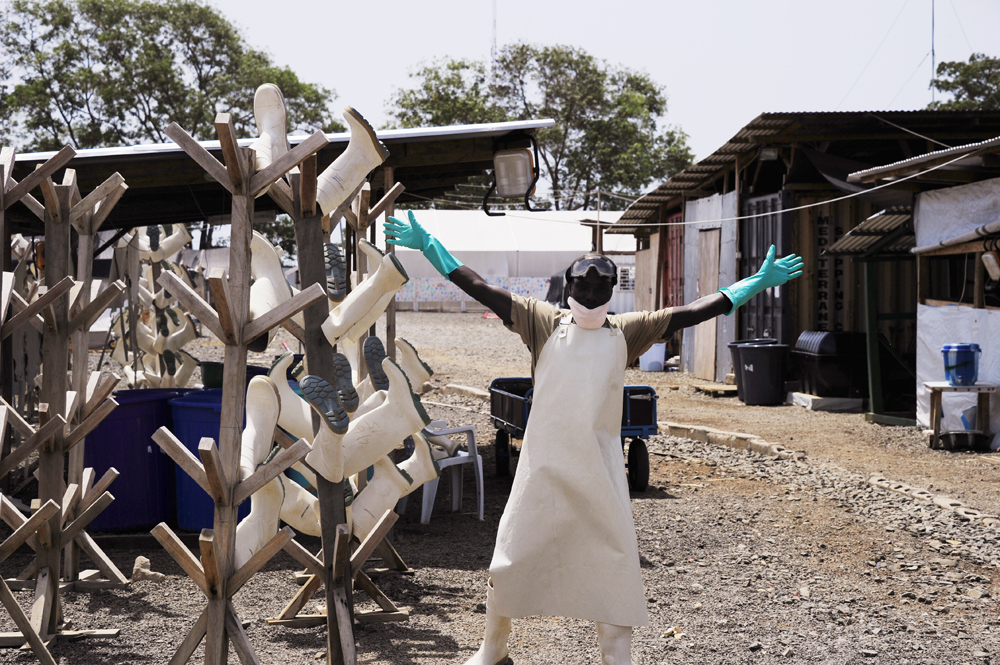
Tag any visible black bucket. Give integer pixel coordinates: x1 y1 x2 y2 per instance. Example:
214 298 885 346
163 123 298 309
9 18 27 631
739 343 788 406
728 338 777 402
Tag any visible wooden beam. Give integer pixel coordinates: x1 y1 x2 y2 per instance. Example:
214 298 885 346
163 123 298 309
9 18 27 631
68 173 125 226
156 270 225 341
89 182 128 234
169 606 208 665
919 238 989 257
151 523 209 597
249 131 329 199
224 600 259 665
226 527 293 598
6 290 44 335
164 123 232 193
2 146 76 209
82 374 120 421
367 182 405 222
200 530 221 598
62 397 118 452
0 580 57 665
73 531 128 585
265 179 296 218
349 510 398 578
232 438 310 507
67 280 125 333
242 282 326 346
59 492 113 547
208 268 237 344
300 154 317 218
1 275 74 340
151 427 212 499
0 415 66 479
215 113 246 194
198 438 230 507
0 500 58 563
282 539 324 578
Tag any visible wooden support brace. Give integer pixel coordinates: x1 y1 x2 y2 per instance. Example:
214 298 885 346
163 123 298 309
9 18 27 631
0 397 33 439
270 574 322 622
82 374 120 420
282 538 324 578
28 567 52 638
265 179 296 218
0 500 58 563
0 408 6 448
278 318 306 344
249 131 329 199
242 282 326 345
367 182 406 222
355 184 371 233
224 600 258 665
151 427 212 499
215 113 247 194
73 531 128 585
68 173 125 226
350 510 398 578
0 493 30 533
59 483 80 525
208 268 237 344
199 530 221 598
79 467 118 513
331 523 351 584
1 275 73 340
156 270 225 342
68 279 125 333
0 147 13 193
0 415 66 479
342 208 359 231
59 492 113 547
332 586 357 662
0 271 13 322
151 523 209 597
2 146 75 209
0 581 57 665
232 437 310 506
227 527 293 598
63 398 118 452
300 154 317 217
6 291 44 335
354 570 406 617
198 438 229 507
89 182 128 234
164 123 232 194
169 606 208 665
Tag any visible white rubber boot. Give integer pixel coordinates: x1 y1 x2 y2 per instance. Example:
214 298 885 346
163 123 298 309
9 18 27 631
349 457 412 542
595 623 635 665
316 108 389 216
164 308 196 353
300 375 350 483
277 475 322 537
398 432 440 494
352 389 387 419
235 475 283 569
341 358 430 478
269 353 315 440
152 224 192 262
395 337 434 389
249 231 295 351
249 83 288 196
424 429 461 457
463 579 513 665
174 350 199 388
321 242 407 347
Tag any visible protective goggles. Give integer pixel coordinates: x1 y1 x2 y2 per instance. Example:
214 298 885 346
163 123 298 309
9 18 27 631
566 255 618 284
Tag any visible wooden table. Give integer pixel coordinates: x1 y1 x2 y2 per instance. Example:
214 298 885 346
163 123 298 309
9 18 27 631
924 381 997 449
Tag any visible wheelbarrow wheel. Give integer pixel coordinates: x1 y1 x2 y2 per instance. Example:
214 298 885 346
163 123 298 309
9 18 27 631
627 437 649 492
495 430 511 478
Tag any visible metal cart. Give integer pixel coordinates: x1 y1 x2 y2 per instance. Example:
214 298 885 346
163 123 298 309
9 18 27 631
489 378 657 491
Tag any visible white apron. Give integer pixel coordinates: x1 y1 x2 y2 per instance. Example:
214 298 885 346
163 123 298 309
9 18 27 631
489 317 648 627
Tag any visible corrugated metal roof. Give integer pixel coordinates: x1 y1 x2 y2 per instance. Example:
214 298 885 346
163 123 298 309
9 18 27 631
612 110 1000 235
846 135 1000 183
823 207 914 257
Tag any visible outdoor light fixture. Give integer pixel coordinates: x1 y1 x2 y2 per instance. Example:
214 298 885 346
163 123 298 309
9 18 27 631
484 131 542 217
758 146 780 161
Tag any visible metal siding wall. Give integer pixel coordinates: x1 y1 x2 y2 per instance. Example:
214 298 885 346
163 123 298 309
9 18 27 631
739 192 794 343
664 213 684 307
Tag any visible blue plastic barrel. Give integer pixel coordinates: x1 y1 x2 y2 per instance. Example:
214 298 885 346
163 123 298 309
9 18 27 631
169 389 250 531
83 389 189 531
942 343 981 386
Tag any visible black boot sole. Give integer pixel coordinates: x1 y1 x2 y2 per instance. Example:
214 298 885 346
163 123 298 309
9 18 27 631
299 375 350 435
363 336 389 391
331 352 359 411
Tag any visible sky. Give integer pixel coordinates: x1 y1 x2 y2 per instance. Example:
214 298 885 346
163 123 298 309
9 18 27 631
205 0 1000 168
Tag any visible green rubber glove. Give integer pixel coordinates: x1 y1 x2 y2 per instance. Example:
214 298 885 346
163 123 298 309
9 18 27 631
719 245 804 315
384 210 463 278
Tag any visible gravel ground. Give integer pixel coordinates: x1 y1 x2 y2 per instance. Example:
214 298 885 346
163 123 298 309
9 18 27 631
2 311 999 664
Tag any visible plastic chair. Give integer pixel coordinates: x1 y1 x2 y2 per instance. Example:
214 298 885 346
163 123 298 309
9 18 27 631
420 420 484 524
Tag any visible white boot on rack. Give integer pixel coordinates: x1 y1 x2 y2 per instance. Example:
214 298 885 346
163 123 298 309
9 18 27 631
299 375 350 483
397 432 441 493
349 457 412 542
269 353 314 440
595 623 635 665
316 108 389 216
164 308 196 353
248 231 295 352
395 337 434 389
249 83 288 195
150 224 193 263
321 242 408 347
463 579 513 665
277 474 322 537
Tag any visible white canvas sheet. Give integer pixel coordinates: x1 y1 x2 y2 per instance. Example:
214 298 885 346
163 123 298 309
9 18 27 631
916 303 1000 433
913 176 1000 251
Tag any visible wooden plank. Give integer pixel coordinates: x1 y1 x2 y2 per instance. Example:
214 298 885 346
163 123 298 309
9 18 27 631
3 146 75 209
271 574 322 621
29 567 52 639
1 275 73 340
0 500 58 563
265 615 327 628
249 131 328 199
354 570 400 614
73 531 128 585
169 606 208 665
63 397 117 452
975 251 986 309
349 510 398 577
156 269 225 342
278 318 306 343
208 268 237 344
300 154 317 217
266 179 297 218
215 113 246 195
225 600 259 665
354 611 409 624
242 282 326 345
232 438 310 506
0 415 66 479
0 396 33 438
198 438 230 507
367 182 405 223
6 290 44 335
67 280 124 333
355 183 371 235
0 580 56 665
331 523 351 584
68 173 125 226
79 467 118 513
282 539 324 578
59 483 80 525
693 228 721 381
227 527 293 598
151 523 209 596
59 491 113 547
152 427 212 498
331 586 357 663
89 182 128 234
200 530 221 597
82 374 120 421
0 147 14 193
372 539 411 574
164 123 232 193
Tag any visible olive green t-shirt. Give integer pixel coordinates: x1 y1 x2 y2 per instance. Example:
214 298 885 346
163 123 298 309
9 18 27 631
506 293 673 379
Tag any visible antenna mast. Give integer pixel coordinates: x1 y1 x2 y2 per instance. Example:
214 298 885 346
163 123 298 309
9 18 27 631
491 0 498 73
931 0 936 103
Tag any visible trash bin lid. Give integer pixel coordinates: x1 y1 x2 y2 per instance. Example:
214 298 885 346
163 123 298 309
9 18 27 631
941 343 981 353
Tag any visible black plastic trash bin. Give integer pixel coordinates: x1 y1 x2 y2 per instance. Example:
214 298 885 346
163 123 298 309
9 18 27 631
728 338 777 402
739 343 788 406
791 331 869 398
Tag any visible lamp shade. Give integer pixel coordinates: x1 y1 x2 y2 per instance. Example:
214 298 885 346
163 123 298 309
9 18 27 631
494 148 535 198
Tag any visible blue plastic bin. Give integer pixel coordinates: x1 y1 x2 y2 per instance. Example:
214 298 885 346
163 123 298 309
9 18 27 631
942 343 981 386
83 389 189 531
169 389 250 531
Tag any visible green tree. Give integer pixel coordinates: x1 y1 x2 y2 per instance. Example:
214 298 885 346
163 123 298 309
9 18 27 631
0 0 344 151
928 53 1000 110
388 43 693 211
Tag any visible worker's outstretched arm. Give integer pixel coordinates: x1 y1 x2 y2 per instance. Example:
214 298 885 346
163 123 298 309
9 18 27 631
385 211 513 324
664 245 803 336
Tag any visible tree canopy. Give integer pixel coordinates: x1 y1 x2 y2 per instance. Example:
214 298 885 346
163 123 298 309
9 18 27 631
388 43 693 211
0 0 343 151
928 53 1000 111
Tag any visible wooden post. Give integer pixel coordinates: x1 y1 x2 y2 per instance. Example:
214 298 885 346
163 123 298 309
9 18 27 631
384 168 397 360
864 260 884 417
